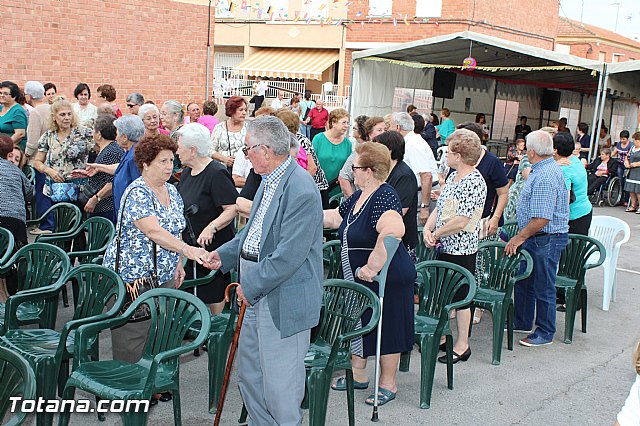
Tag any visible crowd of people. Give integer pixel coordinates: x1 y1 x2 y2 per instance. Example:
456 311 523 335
1 78 639 423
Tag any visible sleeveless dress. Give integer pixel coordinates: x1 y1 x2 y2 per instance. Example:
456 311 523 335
338 184 415 357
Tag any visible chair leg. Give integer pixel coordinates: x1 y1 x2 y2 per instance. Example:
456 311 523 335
611 264 618 302
61 283 69 308
581 290 588 333
97 396 106 421
468 305 475 337
345 368 355 426
58 359 70 397
445 335 453 390
399 350 411 372
507 303 514 351
238 403 248 424
36 361 57 426
58 385 76 426
602 263 613 311
417 335 439 409
172 386 182 426
207 333 227 414
306 369 330 426
563 289 578 344
491 304 505 365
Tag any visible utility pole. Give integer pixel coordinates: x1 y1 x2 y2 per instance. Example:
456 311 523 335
612 2 621 32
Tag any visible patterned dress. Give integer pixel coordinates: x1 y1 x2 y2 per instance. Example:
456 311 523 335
103 177 186 284
503 154 531 222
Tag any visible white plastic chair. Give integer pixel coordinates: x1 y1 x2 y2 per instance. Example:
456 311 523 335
587 216 631 311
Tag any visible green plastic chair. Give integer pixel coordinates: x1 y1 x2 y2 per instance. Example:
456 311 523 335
59 288 211 426
27 203 82 246
0 345 37 426
303 279 380 426
328 192 344 209
180 270 240 414
501 220 519 241
38 217 115 307
0 227 15 266
416 228 438 263
399 260 476 409
21 165 35 184
322 240 343 279
469 242 533 365
555 234 605 344
0 243 71 335
0 265 125 426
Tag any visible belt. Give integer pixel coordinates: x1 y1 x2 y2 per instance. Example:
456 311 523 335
240 250 258 262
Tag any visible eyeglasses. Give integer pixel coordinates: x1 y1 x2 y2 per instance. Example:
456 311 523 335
351 165 368 171
242 143 265 156
126 104 137 108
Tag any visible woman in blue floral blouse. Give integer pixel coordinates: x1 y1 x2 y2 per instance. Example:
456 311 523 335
32 97 94 234
102 134 208 390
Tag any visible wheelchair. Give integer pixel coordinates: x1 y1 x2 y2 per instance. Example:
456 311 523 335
589 175 622 207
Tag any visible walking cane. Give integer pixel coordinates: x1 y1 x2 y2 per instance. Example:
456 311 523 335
214 282 246 426
356 236 401 423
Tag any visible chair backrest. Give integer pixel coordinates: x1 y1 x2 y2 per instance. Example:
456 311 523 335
557 234 606 283
416 229 438 263
51 203 82 235
588 216 630 261
129 289 210 366
477 242 533 295
322 240 343 279
415 260 476 324
68 264 125 321
21 165 35 184
328 193 344 209
314 279 380 351
0 346 36 426
80 217 116 262
501 220 519 241
9 243 71 293
0 227 15 267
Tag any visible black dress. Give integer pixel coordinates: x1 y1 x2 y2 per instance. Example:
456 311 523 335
338 184 415 357
178 162 237 303
386 160 418 251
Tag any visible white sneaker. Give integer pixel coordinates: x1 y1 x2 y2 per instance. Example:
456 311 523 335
29 228 52 235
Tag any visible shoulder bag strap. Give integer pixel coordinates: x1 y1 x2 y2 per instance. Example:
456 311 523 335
114 184 158 276
225 122 231 157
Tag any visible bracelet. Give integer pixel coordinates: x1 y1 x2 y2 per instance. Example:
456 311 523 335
179 242 187 256
95 194 101 202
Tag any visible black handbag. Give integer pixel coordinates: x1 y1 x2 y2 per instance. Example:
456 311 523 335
114 188 159 322
78 181 101 206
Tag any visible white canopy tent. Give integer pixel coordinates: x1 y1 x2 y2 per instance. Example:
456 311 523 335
349 31 639 161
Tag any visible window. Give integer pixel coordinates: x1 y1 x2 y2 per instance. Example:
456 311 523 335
492 99 519 142
368 0 392 17
416 0 442 18
598 52 606 62
559 107 580 134
612 53 624 63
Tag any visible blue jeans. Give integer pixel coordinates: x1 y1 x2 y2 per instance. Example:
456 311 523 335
299 123 311 139
514 232 568 341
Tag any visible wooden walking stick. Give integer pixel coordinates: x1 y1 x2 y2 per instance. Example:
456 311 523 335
214 282 247 426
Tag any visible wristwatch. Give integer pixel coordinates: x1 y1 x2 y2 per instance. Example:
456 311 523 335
420 203 428 209
95 194 101 202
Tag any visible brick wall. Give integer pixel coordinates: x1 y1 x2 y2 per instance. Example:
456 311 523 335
4 0 213 105
568 44 640 62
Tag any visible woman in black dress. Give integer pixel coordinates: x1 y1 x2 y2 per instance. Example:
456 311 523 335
176 123 237 313
324 142 415 406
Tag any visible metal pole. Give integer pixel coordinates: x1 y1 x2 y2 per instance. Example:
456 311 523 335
205 0 212 100
593 71 609 162
588 64 605 163
489 80 498 140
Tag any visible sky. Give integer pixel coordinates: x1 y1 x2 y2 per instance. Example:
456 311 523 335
559 0 640 41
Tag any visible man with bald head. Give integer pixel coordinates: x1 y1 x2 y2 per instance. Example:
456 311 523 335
305 98 328 142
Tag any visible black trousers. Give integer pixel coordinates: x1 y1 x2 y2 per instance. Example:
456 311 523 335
309 127 324 142
252 95 265 116
568 210 592 236
0 216 28 295
587 174 608 195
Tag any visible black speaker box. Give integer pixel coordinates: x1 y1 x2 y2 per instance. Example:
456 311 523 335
432 70 457 99
541 89 561 111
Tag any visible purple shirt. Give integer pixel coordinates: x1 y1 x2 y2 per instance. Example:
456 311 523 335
198 115 221 134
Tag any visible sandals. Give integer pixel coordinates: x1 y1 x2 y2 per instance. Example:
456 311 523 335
331 376 369 391
365 387 396 406
625 207 637 213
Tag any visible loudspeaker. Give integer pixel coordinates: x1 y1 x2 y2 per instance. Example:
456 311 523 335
432 70 457 99
541 89 561 111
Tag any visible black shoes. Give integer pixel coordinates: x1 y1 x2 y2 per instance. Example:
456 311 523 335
438 347 471 364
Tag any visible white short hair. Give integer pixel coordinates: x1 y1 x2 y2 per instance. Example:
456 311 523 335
392 112 414 132
138 103 159 119
526 130 554 156
24 81 45 99
176 123 212 157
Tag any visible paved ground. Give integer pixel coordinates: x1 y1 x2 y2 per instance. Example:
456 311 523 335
21 206 640 425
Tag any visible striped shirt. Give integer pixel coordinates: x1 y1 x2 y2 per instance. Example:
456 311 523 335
516 157 569 234
242 156 292 257
0 159 34 222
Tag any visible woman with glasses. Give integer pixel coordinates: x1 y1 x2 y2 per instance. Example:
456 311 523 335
72 83 98 129
324 142 415 406
0 81 28 150
312 108 352 207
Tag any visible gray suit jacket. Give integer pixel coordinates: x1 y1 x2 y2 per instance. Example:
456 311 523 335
217 159 324 338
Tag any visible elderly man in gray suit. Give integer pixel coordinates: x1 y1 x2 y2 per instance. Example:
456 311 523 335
205 115 324 425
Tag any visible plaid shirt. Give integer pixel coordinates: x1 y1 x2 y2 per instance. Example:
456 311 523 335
516 157 569 234
242 156 292 257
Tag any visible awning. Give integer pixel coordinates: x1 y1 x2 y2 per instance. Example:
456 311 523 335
233 48 339 80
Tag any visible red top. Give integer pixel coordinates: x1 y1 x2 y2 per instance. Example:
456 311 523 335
308 107 329 129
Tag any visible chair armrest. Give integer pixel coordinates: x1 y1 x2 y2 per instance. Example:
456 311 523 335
36 228 81 244
68 248 107 261
4 282 66 330
585 246 606 270
179 270 218 291
74 317 129 364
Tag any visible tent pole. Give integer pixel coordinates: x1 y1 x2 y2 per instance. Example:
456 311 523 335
578 93 585 125
592 69 609 162
489 80 498 140
348 58 356 120
588 64 605 163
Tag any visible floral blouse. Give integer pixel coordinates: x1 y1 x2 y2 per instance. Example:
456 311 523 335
103 177 186 284
435 170 487 255
503 154 532 222
210 121 247 158
37 127 94 180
